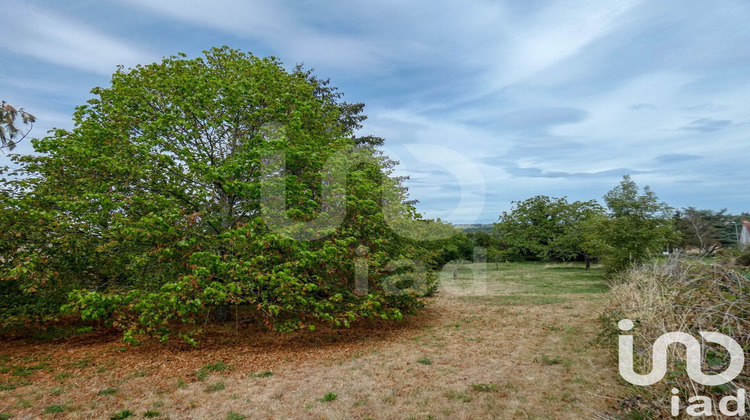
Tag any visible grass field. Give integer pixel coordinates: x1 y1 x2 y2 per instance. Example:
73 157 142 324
0 262 621 419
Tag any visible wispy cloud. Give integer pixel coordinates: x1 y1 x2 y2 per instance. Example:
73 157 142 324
654 153 702 164
487 0 642 88
117 0 388 73
495 107 589 133
680 118 732 133
0 2 153 75
504 165 651 179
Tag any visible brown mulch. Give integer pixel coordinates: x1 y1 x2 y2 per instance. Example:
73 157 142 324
0 308 437 394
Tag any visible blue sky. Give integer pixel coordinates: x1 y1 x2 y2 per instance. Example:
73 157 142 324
1 0 749 223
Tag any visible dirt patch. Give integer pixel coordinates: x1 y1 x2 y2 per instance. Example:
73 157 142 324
1 291 621 419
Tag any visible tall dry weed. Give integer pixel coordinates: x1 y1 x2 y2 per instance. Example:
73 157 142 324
603 254 750 418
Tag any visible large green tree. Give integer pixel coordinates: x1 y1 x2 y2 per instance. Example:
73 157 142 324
493 195 603 267
0 48 435 343
585 175 676 273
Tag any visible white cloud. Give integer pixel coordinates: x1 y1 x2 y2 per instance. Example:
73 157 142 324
118 0 513 80
118 0 386 73
118 0 292 38
488 0 642 88
0 2 153 75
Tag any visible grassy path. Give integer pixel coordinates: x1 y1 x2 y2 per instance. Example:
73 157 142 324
0 263 622 419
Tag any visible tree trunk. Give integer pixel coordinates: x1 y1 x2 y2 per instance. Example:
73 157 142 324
214 304 230 322
584 253 591 270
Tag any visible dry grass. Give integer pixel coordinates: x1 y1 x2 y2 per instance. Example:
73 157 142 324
0 262 621 419
604 254 750 419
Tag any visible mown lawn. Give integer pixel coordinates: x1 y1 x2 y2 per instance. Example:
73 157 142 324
444 261 608 303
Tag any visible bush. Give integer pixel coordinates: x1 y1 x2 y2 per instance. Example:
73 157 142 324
603 256 750 417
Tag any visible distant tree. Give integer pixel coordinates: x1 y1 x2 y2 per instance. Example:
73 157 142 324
548 200 605 269
444 259 469 280
467 230 493 249
0 101 35 151
421 227 474 266
486 246 505 269
585 175 676 273
672 208 750 251
677 207 722 255
494 196 563 261
460 230 489 262
494 196 603 267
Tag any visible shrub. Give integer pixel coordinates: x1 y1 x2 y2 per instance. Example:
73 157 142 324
604 257 750 417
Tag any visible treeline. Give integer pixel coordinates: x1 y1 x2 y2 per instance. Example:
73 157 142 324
442 175 748 273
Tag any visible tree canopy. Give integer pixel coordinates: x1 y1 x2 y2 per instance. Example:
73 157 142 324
493 195 603 267
584 175 676 272
0 47 437 344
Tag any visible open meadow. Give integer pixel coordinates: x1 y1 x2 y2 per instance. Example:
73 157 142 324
0 263 621 419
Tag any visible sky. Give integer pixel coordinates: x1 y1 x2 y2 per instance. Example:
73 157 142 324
1 0 749 223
